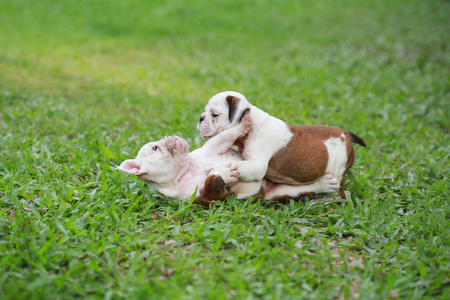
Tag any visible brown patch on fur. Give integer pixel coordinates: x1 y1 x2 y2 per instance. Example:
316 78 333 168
193 195 213 207
226 96 250 124
226 95 240 123
267 125 344 184
266 125 365 200
203 175 228 200
193 175 228 207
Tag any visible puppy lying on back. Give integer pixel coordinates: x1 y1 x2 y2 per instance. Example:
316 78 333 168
117 113 339 206
198 91 366 200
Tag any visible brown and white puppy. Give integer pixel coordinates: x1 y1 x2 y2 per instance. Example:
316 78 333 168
117 113 340 206
198 91 366 199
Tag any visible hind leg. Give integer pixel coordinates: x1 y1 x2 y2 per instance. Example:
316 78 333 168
265 174 339 202
337 175 346 199
337 139 356 199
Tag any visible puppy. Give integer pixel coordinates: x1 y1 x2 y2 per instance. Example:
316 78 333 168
118 114 339 206
198 91 366 199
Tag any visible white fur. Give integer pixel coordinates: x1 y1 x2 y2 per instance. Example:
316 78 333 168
323 133 348 183
199 91 293 182
118 122 251 200
198 91 351 195
119 111 339 201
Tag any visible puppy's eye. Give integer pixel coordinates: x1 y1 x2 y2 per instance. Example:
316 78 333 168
212 113 219 118
152 146 158 151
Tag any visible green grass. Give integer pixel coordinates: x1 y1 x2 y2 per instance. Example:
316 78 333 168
1 0 449 299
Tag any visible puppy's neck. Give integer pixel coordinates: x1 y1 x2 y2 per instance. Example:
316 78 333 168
145 158 190 190
174 159 191 183
250 105 274 125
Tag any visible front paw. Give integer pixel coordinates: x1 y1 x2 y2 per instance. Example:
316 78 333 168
315 174 340 194
237 111 251 136
205 162 224 175
205 162 240 185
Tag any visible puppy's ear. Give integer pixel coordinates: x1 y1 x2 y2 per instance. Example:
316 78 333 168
117 159 147 176
226 95 251 124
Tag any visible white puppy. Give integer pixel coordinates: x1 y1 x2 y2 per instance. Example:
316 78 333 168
118 113 339 206
198 91 366 200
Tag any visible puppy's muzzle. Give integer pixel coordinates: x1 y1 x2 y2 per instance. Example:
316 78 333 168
160 136 177 155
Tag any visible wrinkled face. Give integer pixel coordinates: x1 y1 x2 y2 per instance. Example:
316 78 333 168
117 136 189 184
197 91 251 140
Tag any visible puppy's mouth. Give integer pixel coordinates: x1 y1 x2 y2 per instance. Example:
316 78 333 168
198 123 218 141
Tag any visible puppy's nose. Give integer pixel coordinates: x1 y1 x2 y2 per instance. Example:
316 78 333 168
199 116 205 123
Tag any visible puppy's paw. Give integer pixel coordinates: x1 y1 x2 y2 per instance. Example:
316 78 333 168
206 162 240 185
217 165 240 185
205 162 224 175
315 174 340 194
237 112 252 136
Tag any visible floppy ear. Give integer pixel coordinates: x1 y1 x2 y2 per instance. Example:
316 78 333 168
117 159 147 176
226 95 251 124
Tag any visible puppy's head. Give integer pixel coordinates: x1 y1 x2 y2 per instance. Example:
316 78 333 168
197 91 251 140
117 136 189 184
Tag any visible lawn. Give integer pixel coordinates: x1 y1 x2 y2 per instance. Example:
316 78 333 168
0 0 449 299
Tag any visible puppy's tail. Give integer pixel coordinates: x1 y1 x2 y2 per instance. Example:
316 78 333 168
348 132 366 148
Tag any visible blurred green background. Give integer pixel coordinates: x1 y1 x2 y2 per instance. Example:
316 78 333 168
1 0 447 128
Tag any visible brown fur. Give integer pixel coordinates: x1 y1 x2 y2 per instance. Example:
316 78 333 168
266 124 365 199
192 195 213 207
226 96 241 123
193 175 228 207
195 125 365 206
226 96 250 124
267 125 343 184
